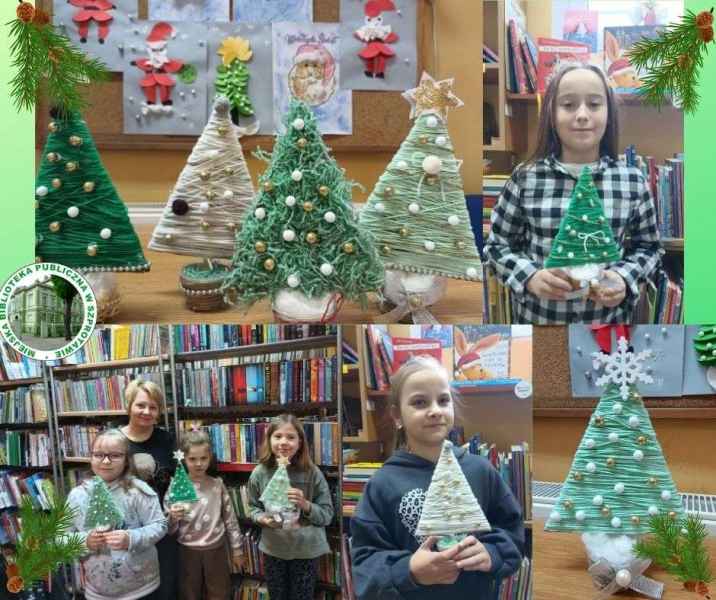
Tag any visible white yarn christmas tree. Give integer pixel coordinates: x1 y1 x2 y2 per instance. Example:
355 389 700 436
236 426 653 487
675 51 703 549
260 456 294 516
148 96 255 260
416 440 491 549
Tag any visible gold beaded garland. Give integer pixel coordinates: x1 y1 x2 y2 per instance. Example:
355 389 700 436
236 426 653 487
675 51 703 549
69 135 82 147
263 258 276 271
306 232 318 244
49 221 60 232
83 181 95 193
52 178 62 189
255 241 267 253
342 242 355 254
87 244 98 257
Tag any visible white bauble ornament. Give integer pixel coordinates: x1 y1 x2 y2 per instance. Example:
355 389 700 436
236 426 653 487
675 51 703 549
320 263 334 276
255 207 266 220
397 160 409 170
424 240 435 251
435 135 447 146
592 495 603 506
648 505 659 516
426 116 438 128
585 439 596 449
324 211 336 223
282 229 296 242
613 402 623 414
292 118 305 130
291 170 303 181
661 490 672 501
586 462 597 473
611 517 622 528
633 450 644 461
374 202 385 213
447 215 460 226
549 511 561 522
575 510 586 522
609 433 619 443
285 195 297 207
422 155 442 175
100 228 112 240
615 569 632 588
36 186 48 197
199 202 210 213
466 267 478 279
67 206 79 218
408 202 420 214
223 190 233 200
614 483 625 494
287 274 300 288
628 416 640 428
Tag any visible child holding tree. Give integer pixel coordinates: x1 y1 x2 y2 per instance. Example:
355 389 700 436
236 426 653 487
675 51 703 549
350 356 524 600
484 64 662 324
247 414 335 600
66 429 167 600
165 429 245 600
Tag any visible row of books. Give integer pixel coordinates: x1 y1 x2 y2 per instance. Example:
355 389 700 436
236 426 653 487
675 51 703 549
342 462 383 517
0 386 48 424
642 270 684 325
63 325 162 364
482 265 514 325
363 326 392 391
52 370 163 413
193 420 340 466
483 43 498 63
498 556 532 600
173 324 337 353
58 425 102 459
0 342 43 381
0 470 55 511
236 585 337 600
177 356 337 408
0 430 51 467
506 17 539 95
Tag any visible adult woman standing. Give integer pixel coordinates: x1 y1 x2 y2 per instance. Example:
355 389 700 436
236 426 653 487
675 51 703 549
121 379 177 600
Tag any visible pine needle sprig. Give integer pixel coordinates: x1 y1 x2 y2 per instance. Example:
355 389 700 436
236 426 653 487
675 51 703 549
628 9 713 114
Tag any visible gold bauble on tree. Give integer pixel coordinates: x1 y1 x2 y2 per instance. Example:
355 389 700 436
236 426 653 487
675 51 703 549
263 258 276 271
399 227 409 238
318 185 330 197
200 171 210 181
223 167 235 176
83 181 95 193
303 201 314 212
227 222 237 231
48 121 58 133
263 181 274 192
201 221 210 230
46 152 58 162
296 138 308 149
49 221 60 232
52 178 62 189
65 161 78 172
381 244 391 254
342 242 355 254
306 232 318 245
255 241 267 253
87 244 98 257
217 125 229 136
69 135 83 147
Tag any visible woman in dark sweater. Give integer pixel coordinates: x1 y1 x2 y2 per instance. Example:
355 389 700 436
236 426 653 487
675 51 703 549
120 379 177 600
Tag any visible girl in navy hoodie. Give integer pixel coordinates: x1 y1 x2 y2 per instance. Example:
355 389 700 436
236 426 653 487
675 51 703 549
350 356 524 600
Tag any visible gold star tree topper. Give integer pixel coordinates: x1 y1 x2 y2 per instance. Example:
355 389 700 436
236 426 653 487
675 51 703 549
402 72 464 122
218 36 253 66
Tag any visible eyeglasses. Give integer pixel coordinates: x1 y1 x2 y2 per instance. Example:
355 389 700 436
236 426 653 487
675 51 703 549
90 452 126 462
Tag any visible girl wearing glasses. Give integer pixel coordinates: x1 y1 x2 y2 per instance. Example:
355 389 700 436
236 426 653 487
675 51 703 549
67 429 167 600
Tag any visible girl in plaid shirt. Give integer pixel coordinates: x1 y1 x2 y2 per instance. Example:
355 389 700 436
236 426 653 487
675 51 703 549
485 65 662 324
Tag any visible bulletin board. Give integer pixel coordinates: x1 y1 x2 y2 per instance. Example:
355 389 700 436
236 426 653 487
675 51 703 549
532 327 716 417
35 0 431 152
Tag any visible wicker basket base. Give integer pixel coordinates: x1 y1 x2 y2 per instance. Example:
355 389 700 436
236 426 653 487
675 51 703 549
179 262 230 312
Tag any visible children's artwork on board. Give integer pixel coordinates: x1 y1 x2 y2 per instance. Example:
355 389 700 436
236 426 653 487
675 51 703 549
272 22 352 135
123 21 209 135
563 9 598 52
149 0 230 22
604 25 661 94
413 325 454 350
207 23 273 134
339 0 417 91
453 325 511 384
235 0 312 23
682 325 716 395
53 0 137 71
568 325 684 398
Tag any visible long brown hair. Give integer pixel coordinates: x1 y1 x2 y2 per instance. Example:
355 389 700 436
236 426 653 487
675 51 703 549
258 414 313 471
527 64 619 165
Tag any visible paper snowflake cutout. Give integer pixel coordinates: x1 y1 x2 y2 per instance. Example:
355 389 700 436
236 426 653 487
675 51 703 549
592 336 653 400
173 449 185 462
402 72 464 122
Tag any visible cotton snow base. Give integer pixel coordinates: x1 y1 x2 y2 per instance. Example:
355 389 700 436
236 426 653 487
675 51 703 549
381 270 447 323
271 289 341 323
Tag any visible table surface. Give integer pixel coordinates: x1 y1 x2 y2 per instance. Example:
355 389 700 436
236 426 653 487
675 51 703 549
108 224 485 324
533 519 716 600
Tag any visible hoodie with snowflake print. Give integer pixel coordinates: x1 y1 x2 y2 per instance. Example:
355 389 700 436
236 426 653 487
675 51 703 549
350 446 524 600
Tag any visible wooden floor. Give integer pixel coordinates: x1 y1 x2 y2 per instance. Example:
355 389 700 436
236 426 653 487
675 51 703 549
533 520 716 600
109 224 485 324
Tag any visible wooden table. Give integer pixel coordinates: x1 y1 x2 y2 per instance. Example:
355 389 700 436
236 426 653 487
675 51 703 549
533 519 716 600
109 224 484 324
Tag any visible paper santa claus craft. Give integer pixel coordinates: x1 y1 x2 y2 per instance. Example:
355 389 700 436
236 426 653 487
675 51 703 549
355 0 399 78
70 0 115 44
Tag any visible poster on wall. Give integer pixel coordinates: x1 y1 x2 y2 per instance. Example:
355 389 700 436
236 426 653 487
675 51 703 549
235 0 312 23
149 0 231 22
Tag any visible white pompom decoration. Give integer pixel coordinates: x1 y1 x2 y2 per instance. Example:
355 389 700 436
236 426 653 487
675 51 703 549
408 203 420 214
447 215 460 226
282 229 296 242
285 195 297 207
287 274 300 288
608 433 619 443
575 510 586 522
100 228 112 240
549 511 561 523
615 569 632 588
320 263 334 276
223 190 234 200
611 517 622 528
324 211 336 223
426 116 438 128
628 416 640 429
593 495 604 506
585 439 596 449
422 155 443 175
36 186 48 197
613 402 623 414
435 135 447 146
648 505 659 516
291 170 303 181
397 160 409 170
614 483 625 494
199 202 210 213
586 462 597 473
292 118 305 130
633 450 644 461
67 206 79 218
424 240 435 252
254 207 266 220
661 490 672 501
466 267 478 278
374 202 385 213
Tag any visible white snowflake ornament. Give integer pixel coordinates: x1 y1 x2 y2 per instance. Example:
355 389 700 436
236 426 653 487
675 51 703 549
591 337 653 400
173 449 185 462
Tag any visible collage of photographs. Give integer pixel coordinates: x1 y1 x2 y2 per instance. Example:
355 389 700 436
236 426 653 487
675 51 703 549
0 0 714 599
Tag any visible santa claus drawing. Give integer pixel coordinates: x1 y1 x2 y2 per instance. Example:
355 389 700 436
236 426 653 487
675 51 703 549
130 22 185 115
355 0 399 78
69 0 116 44
288 43 337 106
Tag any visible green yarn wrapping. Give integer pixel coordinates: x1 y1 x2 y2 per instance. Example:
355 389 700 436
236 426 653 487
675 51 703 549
259 461 293 514
693 325 716 366
221 100 384 307
167 463 199 505
544 166 621 269
358 114 481 281
35 112 149 272
545 383 682 535
83 476 124 530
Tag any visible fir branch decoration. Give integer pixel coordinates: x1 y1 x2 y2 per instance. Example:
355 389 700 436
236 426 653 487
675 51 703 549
8 0 109 114
628 9 714 114
635 513 713 592
11 494 85 593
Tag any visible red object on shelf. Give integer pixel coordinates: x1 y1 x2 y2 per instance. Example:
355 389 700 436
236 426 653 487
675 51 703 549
216 462 256 472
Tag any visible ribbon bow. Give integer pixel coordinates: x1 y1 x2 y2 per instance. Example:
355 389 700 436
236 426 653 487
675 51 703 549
589 558 664 600
379 277 447 324
577 230 609 253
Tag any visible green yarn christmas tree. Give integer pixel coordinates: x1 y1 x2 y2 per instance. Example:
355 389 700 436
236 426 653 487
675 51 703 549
359 74 481 281
693 325 716 366
221 100 383 307
259 456 293 514
84 476 124 530
167 458 199 507
35 111 149 272
545 339 682 536
544 166 620 271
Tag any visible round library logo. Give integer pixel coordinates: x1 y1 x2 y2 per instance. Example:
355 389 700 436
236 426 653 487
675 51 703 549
0 263 97 361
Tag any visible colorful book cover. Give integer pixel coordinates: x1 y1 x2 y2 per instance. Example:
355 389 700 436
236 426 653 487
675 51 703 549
563 9 598 52
454 325 512 383
391 337 442 373
536 37 590 94
604 25 660 94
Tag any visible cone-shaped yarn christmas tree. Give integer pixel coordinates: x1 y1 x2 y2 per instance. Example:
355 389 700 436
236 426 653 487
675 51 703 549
149 96 254 260
35 112 149 272
221 100 383 312
259 456 294 515
544 166 621 286
215 37 256 126
693 325 716 365
415 440 491 549
359 72 481 281
167 450 199 507
84 476 124 530
545 337 683 535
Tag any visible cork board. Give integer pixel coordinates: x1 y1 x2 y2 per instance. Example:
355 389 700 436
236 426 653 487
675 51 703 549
533 327 716 413
35 0 429 152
